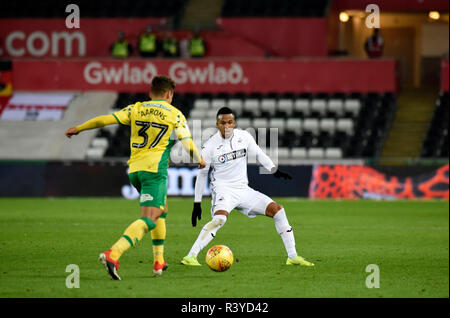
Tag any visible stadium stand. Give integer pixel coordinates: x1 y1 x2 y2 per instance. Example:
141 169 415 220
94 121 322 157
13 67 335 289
0 0 189 26
420 92 449 158
0 92 117 160
98 91 397 160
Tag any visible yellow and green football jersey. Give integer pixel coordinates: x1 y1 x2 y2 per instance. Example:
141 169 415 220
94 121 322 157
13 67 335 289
112 100 192 174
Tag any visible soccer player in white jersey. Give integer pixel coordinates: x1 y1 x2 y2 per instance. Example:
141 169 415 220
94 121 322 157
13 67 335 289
181 107 314 267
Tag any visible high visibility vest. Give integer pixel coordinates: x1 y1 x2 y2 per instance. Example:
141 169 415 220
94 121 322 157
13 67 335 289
112 41 129 58
190 38 205 57
163 38 178 55
139 34 156 53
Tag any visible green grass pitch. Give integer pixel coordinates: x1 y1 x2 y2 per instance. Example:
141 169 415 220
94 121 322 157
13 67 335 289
0 198 448 298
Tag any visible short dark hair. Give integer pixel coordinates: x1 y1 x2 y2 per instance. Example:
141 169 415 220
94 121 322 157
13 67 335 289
216 107 235 119
150 75 176 96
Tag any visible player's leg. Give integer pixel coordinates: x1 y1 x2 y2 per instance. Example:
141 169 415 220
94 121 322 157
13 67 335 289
181 210 228 265
108 172 161 260
151 201 168 275
265 202 297 259
99 171 164 279
266 202 314 266
182 188 236 265
236 188 313 266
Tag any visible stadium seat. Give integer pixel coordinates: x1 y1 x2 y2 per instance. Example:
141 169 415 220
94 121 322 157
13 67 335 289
325 147 343 159
285 118 302 134
327 99 344 117
207 109 218 118
269 118 286 134
260 99 277 118
307 147 324 159
276 99 294 117
236 118 252 130
211 99 227 110
193 99 210 110
91 137 109 149
310 99 327 117
202 118 217 129
243 99 260 117
252 118 269 130
227 99 243 116
189 109 205 119
86 147 106 159
336 118 354 135
303 118 320 135
291 148 307 159
319 118 336 134
277 147 290 159
344 99 361 117
294 99 310 117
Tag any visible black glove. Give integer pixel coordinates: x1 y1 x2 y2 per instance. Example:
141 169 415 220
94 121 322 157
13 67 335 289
272 168 292 180
191 202 202 227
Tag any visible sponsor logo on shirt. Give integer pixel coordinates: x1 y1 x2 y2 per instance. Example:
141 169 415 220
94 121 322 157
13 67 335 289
217 149 246 164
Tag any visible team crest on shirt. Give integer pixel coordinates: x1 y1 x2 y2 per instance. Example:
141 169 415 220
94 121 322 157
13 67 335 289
218 155 227 163
217 149 246 164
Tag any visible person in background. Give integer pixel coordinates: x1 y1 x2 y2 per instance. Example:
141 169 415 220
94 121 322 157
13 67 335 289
179 37 191 58
364 28 384 58
189 30 206 58
110 31 133 58
138 25 158 58
162 31 179 58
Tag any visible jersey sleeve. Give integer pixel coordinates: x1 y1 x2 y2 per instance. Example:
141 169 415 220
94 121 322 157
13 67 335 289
194 142 212 202
112 104 134 126
245 131 276 172
173 112 191 140
175 111 203 163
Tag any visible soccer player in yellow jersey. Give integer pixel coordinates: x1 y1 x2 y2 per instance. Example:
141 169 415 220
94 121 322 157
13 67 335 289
65 75 205 280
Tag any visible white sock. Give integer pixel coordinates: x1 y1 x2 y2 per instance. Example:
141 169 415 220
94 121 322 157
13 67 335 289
273 209 298 259
188 214 227 257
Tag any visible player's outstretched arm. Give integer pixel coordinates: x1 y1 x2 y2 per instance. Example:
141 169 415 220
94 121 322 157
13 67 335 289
65 114 117 138
178 137 205 168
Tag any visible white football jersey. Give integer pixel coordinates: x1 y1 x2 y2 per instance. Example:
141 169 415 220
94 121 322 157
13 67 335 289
194 129 276 201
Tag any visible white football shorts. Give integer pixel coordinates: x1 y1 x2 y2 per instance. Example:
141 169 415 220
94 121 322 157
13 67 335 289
210 185 273 218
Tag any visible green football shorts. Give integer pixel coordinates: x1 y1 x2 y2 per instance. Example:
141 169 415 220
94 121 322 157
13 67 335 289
129 171 167 210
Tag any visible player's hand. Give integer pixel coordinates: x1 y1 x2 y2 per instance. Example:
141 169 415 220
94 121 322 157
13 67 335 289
272 168 293 180
65 127 79 138
198 158 206 169
191 202 202 227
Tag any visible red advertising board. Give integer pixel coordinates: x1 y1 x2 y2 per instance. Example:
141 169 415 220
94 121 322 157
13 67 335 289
0 18 166 58
0 18 327 59
12 58 398 93
216 18 328 57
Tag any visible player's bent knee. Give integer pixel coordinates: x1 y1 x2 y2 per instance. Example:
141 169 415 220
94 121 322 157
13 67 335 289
214 210 229 218
205 214 227 232
212 214 227 227
266 202 283 218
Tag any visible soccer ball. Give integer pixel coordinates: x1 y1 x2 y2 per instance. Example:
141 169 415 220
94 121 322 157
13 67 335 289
205 245 234 272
